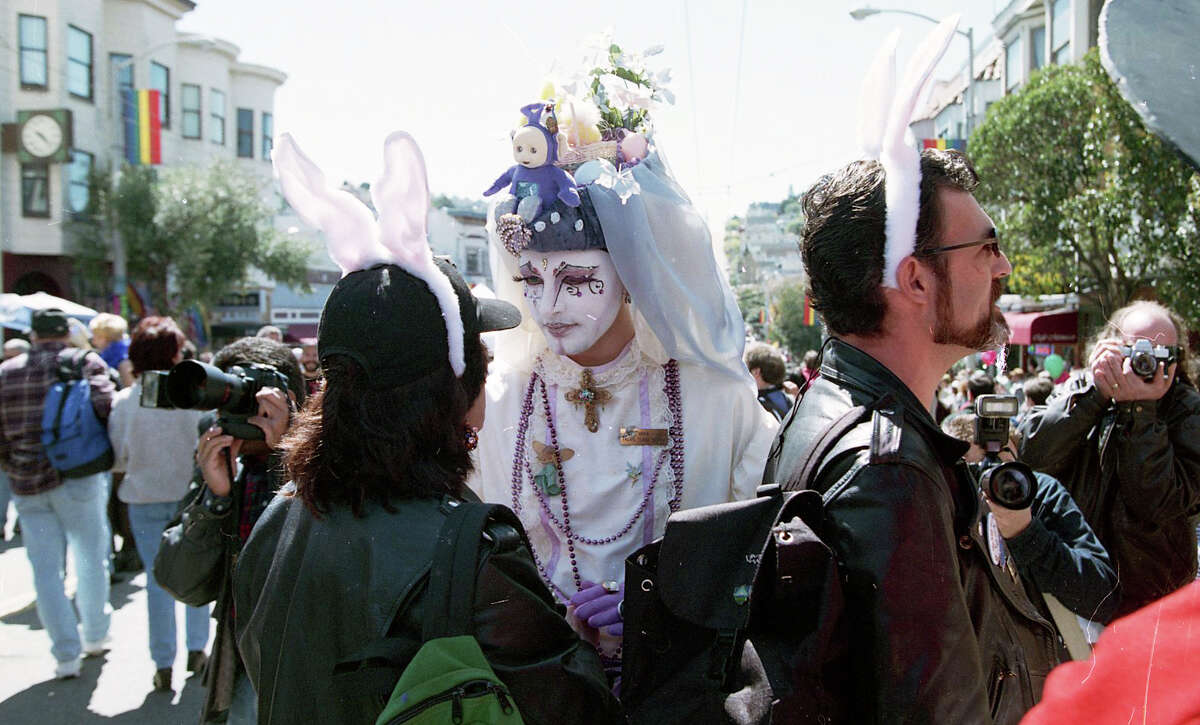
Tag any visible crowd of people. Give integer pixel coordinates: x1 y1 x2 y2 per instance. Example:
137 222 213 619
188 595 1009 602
3 21 1199 725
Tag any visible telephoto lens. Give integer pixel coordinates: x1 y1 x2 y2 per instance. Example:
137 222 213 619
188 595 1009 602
979 461 1037 510
165 360 256 413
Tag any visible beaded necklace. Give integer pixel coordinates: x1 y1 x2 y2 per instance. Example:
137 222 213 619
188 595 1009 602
510 359 685 596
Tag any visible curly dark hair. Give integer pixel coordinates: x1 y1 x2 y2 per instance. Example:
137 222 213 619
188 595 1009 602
128 316 186 375
280 337 487 518
801 149 980 337
211 336 306 407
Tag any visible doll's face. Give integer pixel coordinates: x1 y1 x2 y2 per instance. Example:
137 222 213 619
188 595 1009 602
512 126 549 168
514 249 625 357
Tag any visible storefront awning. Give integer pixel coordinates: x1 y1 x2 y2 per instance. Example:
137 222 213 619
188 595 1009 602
1003 309 1078 345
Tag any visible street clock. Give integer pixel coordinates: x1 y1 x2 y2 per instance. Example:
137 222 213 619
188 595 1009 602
17 110 72 163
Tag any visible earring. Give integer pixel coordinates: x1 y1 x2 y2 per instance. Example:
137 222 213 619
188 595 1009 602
463 425 479 451
624 292 632 304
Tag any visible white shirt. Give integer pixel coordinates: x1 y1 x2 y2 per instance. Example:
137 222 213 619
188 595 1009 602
108 382 204 504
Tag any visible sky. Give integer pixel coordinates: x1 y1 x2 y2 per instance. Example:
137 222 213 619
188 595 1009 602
178 0 1006 236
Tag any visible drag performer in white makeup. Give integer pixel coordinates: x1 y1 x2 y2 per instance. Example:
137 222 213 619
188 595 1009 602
469 95 777 666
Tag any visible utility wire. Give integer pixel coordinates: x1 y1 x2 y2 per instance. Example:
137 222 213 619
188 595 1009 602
683 0 703 194
729 0 749 187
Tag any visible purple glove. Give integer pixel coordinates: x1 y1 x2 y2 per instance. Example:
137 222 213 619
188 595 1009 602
569 580 624 636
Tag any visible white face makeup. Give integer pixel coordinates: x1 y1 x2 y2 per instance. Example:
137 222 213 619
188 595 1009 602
514 249 625 357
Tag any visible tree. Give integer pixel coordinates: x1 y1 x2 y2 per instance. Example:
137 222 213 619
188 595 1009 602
768 282 824 359
736 285 766 338
969 49 1200 319
75 162 312 320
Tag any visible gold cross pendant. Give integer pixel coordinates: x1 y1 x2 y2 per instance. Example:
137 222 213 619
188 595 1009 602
565 369 612 433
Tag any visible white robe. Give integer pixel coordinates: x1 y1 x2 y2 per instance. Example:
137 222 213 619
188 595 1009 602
468 339 778 618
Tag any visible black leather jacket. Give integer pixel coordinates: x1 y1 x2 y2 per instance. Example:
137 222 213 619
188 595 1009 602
763 339 1058 724
1018 375 1200 617
233 488 624 725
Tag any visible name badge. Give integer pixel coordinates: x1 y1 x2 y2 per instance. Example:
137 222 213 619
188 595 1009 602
619 427 669 447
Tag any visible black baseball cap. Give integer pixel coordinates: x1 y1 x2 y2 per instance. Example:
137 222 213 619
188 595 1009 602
31 308 70 337
318 257 520 387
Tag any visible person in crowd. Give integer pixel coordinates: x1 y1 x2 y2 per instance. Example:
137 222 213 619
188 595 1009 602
234 131 622 723
107 317 210 692
155 336 300 723
961 369 995 410
254 325 283 343
1019 300 1200 617
1022 376 1054 409
473 104 776 671
297 337 321 398
762 147 1059 722
0 338 29 539
89 313 134 388
4 338 31 359
0 309 115 679
799 349 821 389
746 343 794 421
941 413 1119 630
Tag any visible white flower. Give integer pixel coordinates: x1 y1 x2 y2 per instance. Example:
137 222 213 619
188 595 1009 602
599 74 654 112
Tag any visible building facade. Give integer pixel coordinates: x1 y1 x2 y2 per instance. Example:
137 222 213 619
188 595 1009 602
1 0 284 318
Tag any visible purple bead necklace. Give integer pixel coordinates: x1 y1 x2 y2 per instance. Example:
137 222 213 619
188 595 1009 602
511 359 685 594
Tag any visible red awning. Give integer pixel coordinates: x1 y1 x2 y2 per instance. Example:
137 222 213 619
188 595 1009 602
282 323 319 343
1003 309 1078 345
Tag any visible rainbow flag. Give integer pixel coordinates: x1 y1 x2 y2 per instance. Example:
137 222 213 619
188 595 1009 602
122 89 162 165
922 138 967 152
802 294 816 326
123 282 146 320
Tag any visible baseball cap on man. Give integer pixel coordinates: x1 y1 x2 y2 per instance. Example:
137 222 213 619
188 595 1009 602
31 308 70 337
318 257 520 388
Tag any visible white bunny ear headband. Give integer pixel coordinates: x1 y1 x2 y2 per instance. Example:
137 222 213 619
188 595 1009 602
856 14 961 289
272 131 467 376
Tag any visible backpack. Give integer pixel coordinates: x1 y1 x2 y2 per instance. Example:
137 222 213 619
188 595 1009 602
40 349 114 479
363 501 525 725
619 397 887 724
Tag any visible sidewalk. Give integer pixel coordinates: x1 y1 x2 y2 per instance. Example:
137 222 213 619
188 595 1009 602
0 534 215 723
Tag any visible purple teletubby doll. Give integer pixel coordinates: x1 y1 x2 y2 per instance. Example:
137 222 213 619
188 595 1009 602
483 102 581 220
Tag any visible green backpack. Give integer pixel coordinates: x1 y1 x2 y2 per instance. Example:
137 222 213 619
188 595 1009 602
374 501 525 725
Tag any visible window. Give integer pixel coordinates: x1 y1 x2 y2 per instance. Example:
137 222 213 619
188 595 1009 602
67 150 93 214
261 112 274 160
182 84 202 139
67 25 93 99
237 108 254 158
1051 0 1071 63
150 62 170 128
1005 35 1023 92
465 247 487 276
22 165 50 217
110 53 133 118
1031 26 1046 70
210 89 226 145
19 15 47 88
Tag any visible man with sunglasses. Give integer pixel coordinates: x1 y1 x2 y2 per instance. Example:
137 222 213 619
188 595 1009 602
762 150 1058 723
1019 300 1200 617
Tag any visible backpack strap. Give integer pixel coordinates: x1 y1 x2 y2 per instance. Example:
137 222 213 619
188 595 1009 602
422 500 513 641
782 393 893 494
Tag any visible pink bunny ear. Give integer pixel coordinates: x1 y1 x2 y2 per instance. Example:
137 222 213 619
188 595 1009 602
878 14 961 289
857 29 901 159
372 131 466 377
372 131 431 267
273 133 391 276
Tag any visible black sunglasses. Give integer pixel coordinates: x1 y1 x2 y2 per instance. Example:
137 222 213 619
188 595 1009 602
916 232 1002 258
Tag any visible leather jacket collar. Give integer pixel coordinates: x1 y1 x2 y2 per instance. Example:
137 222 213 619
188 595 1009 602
820 338 969 466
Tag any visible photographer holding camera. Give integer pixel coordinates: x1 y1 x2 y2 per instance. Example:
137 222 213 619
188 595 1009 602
1019 301 1200 618
153 336 303 724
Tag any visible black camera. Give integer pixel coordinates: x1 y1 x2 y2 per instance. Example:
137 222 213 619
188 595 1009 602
971 394 1037 510
1117 338 1178 382
139 359 289 440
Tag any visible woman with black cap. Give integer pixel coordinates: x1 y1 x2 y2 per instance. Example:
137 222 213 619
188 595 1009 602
232 132 622 724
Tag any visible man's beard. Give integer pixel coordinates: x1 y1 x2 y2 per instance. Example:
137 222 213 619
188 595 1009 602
933 277 1010 350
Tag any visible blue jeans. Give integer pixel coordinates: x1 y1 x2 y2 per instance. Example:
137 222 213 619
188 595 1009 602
12 473 112 663
0 470 11 532
128 501 211 669
228 669 257 724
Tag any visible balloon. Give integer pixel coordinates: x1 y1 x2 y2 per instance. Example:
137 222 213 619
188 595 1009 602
1043 354 1065 380
980 350 997 366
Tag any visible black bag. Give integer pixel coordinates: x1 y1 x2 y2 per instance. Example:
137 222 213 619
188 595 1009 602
154 482 225 607
620 399 885 724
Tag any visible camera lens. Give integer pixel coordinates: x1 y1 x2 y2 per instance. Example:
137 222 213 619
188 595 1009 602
1130 351 1157 379
165 360 253 412
981 461 1037 510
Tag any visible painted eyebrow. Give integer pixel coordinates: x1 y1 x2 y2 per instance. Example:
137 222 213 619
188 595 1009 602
553 263 599 277
517 262 540 277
